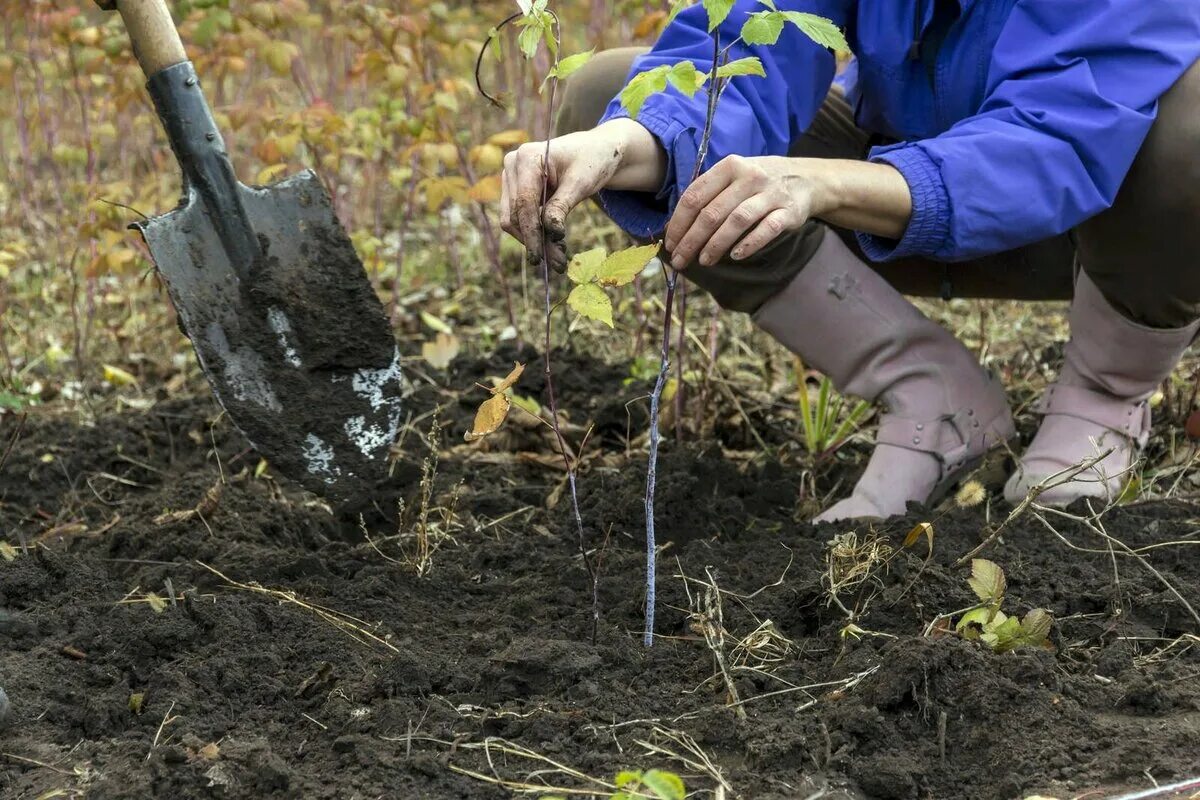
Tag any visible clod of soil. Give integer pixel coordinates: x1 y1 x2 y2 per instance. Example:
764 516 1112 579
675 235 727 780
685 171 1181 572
2 352 1198 799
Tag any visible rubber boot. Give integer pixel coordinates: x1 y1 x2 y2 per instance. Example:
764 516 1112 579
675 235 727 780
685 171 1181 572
1004 271 1199 506
753 232 1015 522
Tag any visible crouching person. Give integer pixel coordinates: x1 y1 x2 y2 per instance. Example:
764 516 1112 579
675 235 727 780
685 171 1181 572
497 3 1200 522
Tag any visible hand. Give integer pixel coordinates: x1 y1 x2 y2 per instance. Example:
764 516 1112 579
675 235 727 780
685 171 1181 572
664 155 838 270
500 119 667 272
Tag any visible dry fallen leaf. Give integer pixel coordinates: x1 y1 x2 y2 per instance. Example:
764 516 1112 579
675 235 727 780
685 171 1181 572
465 362 525 442
493 362 525 393
421 332 460 370
465 392 511 442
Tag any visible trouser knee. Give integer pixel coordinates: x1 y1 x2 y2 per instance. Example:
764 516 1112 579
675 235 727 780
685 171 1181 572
683 223 826 314
1076 58 1200 329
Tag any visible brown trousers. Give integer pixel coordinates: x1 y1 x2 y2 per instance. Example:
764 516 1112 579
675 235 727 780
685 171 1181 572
555 47 1200 328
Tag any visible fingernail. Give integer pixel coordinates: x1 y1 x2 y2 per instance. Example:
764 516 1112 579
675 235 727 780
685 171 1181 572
732 248 744 260
699 253 712 266
664 238 676 252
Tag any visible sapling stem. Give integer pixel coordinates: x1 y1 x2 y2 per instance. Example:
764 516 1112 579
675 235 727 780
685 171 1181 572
643 31 724 647
482 9 603 643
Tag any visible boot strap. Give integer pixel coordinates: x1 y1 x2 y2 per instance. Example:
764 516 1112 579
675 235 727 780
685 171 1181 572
1034 384 1150 445
876 407 993 475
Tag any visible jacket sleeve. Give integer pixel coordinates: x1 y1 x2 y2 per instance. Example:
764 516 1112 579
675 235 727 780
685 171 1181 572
858 0 1200 263
595 1 848 239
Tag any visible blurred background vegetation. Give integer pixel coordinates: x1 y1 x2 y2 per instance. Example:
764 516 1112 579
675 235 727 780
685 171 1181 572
0 0 674 414
4 0 1198 502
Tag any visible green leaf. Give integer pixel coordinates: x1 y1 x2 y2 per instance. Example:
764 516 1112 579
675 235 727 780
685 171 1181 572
781 11 849 52
596 243 659 287
715 56 765 79
619 66 670 118
641 769 686 800
955 606 993 637
567 282 613 327
566 247 607 284
0 391 28 412
740 11 785 45
541 15 559 58
516 21 542 60
702 0 735 30
1020 608 1053 644
666 0 692 25
967 558 1006 605
666 61 707 97
614 771 642 788
988 614 1024 652
547 49 594 81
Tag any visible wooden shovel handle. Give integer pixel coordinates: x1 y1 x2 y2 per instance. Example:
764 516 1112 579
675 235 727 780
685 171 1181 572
96 0 188 78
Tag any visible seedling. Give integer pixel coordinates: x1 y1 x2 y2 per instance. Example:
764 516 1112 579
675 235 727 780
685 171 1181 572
796 357 872 457
541 768 686 800
954 559 1053 653
480 0 849 647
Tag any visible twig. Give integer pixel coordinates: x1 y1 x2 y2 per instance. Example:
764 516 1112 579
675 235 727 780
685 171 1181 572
146 700 177 761
198 562 400 653
954 449 1113 566
1033 505 1200 629
528 13 602 643
1107 776 1200 800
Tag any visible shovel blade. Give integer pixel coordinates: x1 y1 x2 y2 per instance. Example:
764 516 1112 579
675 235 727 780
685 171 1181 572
138 170 406 503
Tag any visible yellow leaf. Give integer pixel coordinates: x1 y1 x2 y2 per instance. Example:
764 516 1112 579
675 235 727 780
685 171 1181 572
493 362 525 394
421 332 460 370
903 522 934 552
567 282 613 327
968 558 1006 605
487 129 530 148
469 143 504 172
129 692 145 714
467 175 502 203
0 541 18 561
40 453 55 464
255 163 290 185
261 40 298 75
103 363 138 387
254 459 269 478
419 311 453 335
465 392 511 442
566 247 606 284
596 243 659 287
197 742 220 761
419 176 469 212
145 592 167 613
661 377 678 405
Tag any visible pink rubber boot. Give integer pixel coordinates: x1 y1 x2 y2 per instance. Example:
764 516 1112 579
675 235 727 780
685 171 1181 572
754 232 1015 523
1004 271 1199 506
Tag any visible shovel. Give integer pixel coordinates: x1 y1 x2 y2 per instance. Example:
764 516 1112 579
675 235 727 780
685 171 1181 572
98 0 407 503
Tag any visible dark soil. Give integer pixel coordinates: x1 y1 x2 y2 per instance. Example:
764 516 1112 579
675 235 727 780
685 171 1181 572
2 350 1199 800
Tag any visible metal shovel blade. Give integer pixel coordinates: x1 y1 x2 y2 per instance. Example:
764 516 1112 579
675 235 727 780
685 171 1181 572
138 170 406 503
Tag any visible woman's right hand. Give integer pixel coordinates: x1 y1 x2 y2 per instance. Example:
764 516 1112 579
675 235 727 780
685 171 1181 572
500 118 666 272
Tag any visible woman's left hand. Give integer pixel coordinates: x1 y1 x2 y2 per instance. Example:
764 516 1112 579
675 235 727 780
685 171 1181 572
664 155 837 270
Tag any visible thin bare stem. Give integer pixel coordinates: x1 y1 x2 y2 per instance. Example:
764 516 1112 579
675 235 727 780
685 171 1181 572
643 31 723 647
531 15 601 643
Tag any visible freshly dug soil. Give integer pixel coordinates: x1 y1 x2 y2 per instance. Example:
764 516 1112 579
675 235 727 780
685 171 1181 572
2 350 1199 800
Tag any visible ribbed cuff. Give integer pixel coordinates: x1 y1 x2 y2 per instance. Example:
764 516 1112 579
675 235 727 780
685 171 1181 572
856 144 951 262
595 107 698 240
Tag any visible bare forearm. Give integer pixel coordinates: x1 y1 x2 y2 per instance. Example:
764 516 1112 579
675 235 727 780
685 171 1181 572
599 118 668 192
807 158 913 240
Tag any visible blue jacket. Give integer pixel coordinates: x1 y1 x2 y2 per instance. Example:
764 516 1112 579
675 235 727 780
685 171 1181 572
597 1 1200 262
